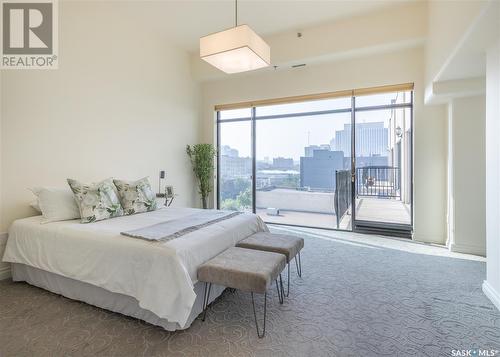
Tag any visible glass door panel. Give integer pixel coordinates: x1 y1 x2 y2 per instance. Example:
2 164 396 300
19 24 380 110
353 106 412 229
255 106 352 230
218 120 253 212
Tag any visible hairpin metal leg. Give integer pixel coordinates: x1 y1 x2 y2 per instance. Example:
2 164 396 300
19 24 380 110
285 262 290 297
298 251 302 277
276 273 285 303
251 292 267 338
202 282 212 322
295 252 302 278
280 273 285 301
275 277 283 304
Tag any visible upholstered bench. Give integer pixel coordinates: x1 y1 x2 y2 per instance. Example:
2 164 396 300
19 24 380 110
236 232 304 297
198 247 286 338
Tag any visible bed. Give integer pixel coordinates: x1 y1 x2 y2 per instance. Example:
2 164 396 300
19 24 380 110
2 207 268 331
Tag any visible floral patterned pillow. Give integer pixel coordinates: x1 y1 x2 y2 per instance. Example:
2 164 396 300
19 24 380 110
67 178 124 223
113 177 158 215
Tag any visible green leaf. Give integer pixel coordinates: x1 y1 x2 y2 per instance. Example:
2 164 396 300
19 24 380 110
186 143 216 204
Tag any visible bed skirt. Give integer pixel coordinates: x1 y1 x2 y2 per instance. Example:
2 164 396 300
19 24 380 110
11 263 225 331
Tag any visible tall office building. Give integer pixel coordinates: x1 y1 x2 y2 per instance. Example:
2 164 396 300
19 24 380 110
333 122 388 157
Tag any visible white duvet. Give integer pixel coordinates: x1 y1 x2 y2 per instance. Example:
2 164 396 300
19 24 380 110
2 207 268 327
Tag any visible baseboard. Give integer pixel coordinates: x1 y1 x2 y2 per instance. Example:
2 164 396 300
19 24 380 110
412 233 446 245
450 242 486 257
483 280 500 311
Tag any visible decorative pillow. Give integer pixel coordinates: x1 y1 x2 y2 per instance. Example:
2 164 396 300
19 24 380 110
30 200 42 213
29 187 80 223
113 177 158 215
67 178 124 223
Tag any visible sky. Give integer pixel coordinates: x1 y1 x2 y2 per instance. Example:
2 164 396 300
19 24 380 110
219 92 411 161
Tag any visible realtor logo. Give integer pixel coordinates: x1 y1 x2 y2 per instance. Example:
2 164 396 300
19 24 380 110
1 0 58 69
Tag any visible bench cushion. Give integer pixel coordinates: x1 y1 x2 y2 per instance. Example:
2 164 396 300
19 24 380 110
236 232 304 262
198 247 286 294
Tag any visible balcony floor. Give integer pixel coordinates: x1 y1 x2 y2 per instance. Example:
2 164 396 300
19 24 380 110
355 197 411 225
255 197 411 230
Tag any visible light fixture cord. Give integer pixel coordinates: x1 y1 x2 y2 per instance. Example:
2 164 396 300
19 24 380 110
235 0 238 27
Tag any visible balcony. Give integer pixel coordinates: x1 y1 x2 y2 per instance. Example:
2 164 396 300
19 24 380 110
254 166 410 230
353 166 411 226
256 188 339 229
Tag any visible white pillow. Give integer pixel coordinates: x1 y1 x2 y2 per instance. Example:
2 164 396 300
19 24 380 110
30 187 80 223
30 200 41 213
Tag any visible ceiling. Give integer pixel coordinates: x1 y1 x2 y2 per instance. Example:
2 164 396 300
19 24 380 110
111 0 418 52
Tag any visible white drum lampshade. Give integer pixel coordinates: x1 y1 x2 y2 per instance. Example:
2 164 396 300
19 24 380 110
200 24 271 74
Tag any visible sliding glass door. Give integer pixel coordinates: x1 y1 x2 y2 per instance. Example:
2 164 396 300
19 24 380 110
254 99 352 229
352 91 413 236
216 86 413 237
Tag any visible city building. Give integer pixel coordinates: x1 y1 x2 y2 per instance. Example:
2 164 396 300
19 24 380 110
219 156 252 178
220 145 239 158
256 169 300 189
355 155 388 168
272 157 294 169
300 149 345 190
333 122 388 157
219 146 252 178
304 144 331 157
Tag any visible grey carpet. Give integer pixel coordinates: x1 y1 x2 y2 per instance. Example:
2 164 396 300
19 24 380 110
1 229 500 357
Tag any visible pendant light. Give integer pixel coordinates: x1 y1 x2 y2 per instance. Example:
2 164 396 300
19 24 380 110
199 0 271 74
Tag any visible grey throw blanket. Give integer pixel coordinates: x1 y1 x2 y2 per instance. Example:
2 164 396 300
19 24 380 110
121 210 243 242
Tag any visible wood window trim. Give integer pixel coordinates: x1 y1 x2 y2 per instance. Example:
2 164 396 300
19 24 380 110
214 83 414 111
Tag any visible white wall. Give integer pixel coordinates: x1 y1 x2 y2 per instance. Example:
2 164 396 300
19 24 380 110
202 46 448 244
0 70 7 280
483 39 500 310
424 0 499 307
425 0 487 84
0 2 201 234
448 95 486 256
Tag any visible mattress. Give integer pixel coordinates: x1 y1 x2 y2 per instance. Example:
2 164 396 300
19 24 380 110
3 207 268 329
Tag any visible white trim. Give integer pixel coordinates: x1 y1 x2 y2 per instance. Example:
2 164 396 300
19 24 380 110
483 280 500 311
412 234 446 245
449 242 486 257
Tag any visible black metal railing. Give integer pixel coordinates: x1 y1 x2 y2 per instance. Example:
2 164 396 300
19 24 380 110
335 170 351 229
356 166 400 198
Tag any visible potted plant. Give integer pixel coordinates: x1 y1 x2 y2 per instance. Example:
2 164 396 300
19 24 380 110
186 144 217 209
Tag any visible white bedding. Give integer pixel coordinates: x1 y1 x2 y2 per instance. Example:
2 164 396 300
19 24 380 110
2 207 268 328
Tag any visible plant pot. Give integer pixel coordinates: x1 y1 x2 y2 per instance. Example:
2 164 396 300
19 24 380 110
201 197 208 209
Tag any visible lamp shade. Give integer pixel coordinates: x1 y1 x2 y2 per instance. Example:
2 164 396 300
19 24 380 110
200 24 270 74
